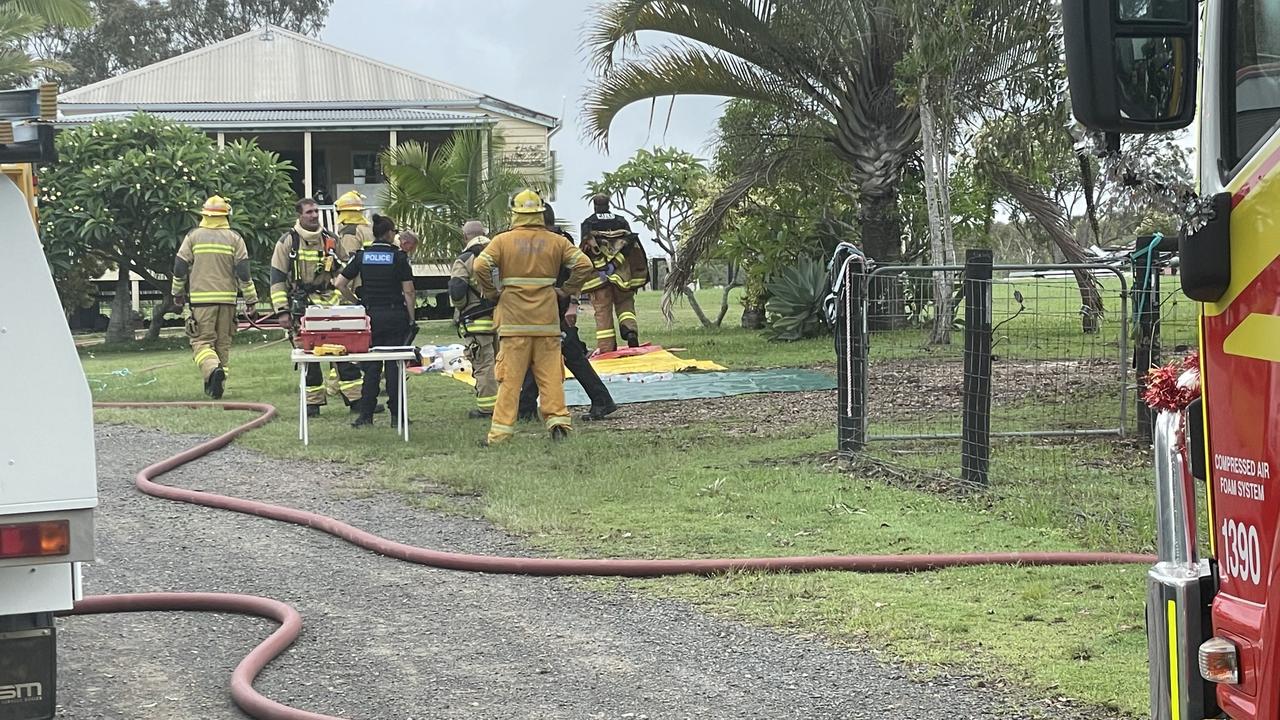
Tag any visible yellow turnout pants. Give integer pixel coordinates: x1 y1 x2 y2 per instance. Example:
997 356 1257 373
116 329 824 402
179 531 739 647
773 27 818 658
590 285 637 353
488 335 569 444
187 304 235 381
465 334 499 414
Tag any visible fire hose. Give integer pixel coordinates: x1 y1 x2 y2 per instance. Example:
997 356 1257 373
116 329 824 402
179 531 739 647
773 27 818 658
68 401 1158 720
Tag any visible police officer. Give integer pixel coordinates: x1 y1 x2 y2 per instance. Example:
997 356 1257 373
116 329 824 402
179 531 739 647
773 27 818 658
335 214 417 428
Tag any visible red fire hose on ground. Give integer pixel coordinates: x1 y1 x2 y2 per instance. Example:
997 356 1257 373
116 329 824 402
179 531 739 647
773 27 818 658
70 401 1157 720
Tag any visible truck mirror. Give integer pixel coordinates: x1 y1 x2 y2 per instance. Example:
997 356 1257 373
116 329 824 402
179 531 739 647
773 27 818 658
1063 0 1198 133
1180 192 1232 302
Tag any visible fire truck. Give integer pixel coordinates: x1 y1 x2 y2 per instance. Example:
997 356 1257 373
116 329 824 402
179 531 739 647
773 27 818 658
0 85 95 720
1064 1 1280 718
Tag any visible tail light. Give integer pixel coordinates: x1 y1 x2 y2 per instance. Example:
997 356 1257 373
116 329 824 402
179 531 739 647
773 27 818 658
0 520 69 559
1199 637 1240 684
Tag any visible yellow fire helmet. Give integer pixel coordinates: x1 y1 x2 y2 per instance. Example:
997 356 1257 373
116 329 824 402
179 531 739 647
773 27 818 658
200 195 232 216
510 188 545 214
335 190 366 212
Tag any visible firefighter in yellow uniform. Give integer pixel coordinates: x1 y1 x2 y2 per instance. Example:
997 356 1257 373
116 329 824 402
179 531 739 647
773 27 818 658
449 220 498 418
171 195 258 399
269 198 365 417
473 190 593 445
580 194 648 353
335 190 376 250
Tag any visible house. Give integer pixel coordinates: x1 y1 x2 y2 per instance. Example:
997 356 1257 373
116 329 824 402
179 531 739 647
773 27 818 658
60 25 559 324
57 24 560 219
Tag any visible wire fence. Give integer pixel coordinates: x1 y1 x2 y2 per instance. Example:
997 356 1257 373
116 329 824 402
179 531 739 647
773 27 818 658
836 251 1139 489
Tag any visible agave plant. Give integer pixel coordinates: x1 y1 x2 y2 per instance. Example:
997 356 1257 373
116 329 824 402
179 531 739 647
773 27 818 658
764 255 830 341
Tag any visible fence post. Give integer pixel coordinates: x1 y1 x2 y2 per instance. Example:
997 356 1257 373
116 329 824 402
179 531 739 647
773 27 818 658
961 249 993 487
1133 249 1161 443
836 257 868 453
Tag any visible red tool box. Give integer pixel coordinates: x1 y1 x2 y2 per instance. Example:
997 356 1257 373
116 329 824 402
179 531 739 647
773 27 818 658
297 305 372 353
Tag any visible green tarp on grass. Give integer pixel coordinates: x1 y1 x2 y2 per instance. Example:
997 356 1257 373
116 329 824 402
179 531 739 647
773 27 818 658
564 369 836 406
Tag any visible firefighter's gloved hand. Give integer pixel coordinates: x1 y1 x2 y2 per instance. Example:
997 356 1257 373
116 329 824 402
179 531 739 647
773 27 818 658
279 314 293 330
171 294 186 309
246 306 259 320
563 301 578 327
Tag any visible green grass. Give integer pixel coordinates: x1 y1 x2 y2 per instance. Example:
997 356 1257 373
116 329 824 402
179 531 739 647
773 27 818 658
84 285 1157 717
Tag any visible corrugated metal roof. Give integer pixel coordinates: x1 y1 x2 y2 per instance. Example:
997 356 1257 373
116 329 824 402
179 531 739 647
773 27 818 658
59 25 483 105
57 108 493 129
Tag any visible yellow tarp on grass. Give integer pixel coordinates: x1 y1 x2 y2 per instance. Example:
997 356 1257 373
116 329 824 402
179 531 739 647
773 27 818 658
449 348 725 387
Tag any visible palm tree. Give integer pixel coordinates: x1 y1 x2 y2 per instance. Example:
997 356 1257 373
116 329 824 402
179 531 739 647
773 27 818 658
583 0 919 302
381 129 557 259
4 0 91 82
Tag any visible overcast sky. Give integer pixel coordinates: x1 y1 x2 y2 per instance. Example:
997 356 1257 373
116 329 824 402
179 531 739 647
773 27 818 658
320 0 726 224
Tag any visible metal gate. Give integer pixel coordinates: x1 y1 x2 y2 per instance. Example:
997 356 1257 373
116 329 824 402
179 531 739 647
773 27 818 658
834 249 1131 481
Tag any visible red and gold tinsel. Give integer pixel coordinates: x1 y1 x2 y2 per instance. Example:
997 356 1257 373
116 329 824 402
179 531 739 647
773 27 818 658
1142 351 1201 413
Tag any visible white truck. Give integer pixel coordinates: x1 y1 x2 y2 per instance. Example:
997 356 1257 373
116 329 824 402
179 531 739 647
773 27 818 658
0 86 96 720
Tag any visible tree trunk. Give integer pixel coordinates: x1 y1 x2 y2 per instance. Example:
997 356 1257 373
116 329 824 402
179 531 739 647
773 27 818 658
858 189 903 263
989 166 1105 333
919 84 955 346
715 263 739 327
860 188 908 331
145 291 171 342
681 286 714 328
106 264 134 344
740 271 766 329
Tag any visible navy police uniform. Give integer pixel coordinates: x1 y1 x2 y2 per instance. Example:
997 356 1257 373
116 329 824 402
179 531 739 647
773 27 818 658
340 239 415 421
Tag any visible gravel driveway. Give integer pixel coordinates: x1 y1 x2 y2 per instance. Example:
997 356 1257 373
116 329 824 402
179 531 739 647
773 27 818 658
54 425 1124 719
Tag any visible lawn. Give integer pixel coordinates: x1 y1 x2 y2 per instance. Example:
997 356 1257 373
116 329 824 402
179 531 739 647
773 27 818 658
83 285 1167 716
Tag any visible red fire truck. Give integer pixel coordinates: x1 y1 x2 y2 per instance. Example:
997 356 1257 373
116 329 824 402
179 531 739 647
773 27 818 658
1063 1 1280 718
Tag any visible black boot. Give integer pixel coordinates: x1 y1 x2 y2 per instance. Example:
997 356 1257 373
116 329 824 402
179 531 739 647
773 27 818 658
468 409 492 419
351 401 385 414
306 405 321 418
205 367 226 399
622 329 640 348
550 426 568 442
351 414 374 428
580 402 618 421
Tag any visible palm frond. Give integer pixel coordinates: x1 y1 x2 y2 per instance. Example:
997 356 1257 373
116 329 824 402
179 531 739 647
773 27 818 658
2 0 90 27
381 130 554 259
583 43 793 148
660 149 793 321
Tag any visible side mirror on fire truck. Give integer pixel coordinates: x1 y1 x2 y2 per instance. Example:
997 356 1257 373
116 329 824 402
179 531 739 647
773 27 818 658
0 82 57 164
1063 0 1198 133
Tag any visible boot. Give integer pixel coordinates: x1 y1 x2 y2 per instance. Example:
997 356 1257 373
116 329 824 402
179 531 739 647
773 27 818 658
580 402 618 421
468 409 492 419
351 414 374 428
205 367 226 399
306 405 321 418
550 426 568 442
351 401 385 414
622 328 640 348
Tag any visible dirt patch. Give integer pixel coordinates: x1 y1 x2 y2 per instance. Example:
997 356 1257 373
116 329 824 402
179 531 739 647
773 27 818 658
598 389 837 438
868 357 1123 420
603 356 1122 438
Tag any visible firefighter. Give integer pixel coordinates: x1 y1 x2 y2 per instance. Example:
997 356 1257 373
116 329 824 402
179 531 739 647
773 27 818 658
518 204 617 422
473 189 593 445
170 195 259 399
335 214 416 428
335 190 376 250
449 220 499 418
580 194 648 353
269 197 366 417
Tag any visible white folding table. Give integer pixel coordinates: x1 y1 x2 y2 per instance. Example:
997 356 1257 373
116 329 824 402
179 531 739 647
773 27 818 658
292 348 419 445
